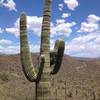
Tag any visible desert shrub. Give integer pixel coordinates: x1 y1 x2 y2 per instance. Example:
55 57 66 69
0 71 9 81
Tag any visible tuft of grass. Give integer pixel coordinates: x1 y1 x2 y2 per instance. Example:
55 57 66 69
0 71 9 82
0 71 19 82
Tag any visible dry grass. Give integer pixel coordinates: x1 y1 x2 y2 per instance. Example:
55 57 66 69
0 54 100 100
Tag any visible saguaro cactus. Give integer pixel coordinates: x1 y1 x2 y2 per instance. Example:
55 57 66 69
20 0 65 100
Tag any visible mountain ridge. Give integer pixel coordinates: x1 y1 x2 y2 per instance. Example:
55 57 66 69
0 53 100 100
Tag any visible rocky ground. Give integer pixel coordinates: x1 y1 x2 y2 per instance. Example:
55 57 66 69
0 54 100 100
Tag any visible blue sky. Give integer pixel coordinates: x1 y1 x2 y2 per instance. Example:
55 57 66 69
0 0 100 58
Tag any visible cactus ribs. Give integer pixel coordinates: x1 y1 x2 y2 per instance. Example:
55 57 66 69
20 0 65 100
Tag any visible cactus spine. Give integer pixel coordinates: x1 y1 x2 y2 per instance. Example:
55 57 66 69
20 0 65 100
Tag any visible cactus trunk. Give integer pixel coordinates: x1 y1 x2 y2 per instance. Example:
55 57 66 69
36 53 51 100
36 0 51 99
20 0 65 100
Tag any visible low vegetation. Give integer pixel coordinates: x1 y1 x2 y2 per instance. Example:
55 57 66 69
0 54 100 100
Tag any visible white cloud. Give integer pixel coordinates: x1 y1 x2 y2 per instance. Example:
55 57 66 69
5 18 19 36
78 14 100 33
2 0 17 11
0 42 41 54
50 39 55 50
0 45 19 54
5 16 42 37
56 19 65 24
0 39 19 54
0 46 3 49
62 13 71 18
0 39 13 46
0 0 4 3
0 40 19 54
66 31 100 58
27 16 42 36
0 28 3 33
87 14 100 23
0 0 4 6
51 19 76 37
5 15 76 38
78 22 98 33
0 37 40 54
64 0 79 11
58 3 63 11
1 30 100 58
94 36 100 44
5 27 19 36
30 44 40 53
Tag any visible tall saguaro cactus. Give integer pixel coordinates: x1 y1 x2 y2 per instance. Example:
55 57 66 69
20 0 65 100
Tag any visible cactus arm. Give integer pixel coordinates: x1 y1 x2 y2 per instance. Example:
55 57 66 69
50 40 65 74
50 40 60 66
54 40 60 53
20 13 37 82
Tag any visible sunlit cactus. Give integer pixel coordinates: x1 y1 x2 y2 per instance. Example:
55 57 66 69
20 0 65 100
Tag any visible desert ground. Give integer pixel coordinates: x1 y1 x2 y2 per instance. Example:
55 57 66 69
0 54 100 100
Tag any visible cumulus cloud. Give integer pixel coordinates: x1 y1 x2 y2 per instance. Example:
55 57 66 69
62 13 71 18
5 18 19 36
64 0 79 10
87 14 100 23
66 31 100 58
0 45 20 54
0 0 4 6
56 19 65 24
0 39 40 54
5 15 76 38
94 36 100 44
0 39 19 54
51 19 76 37
0 39 13 46
27 16 42 36
58 3 64 11
78 14 100 33
5 27 19 36
5 16 43 37
3 0 17 11
78 22 98 33
1 30 100 57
